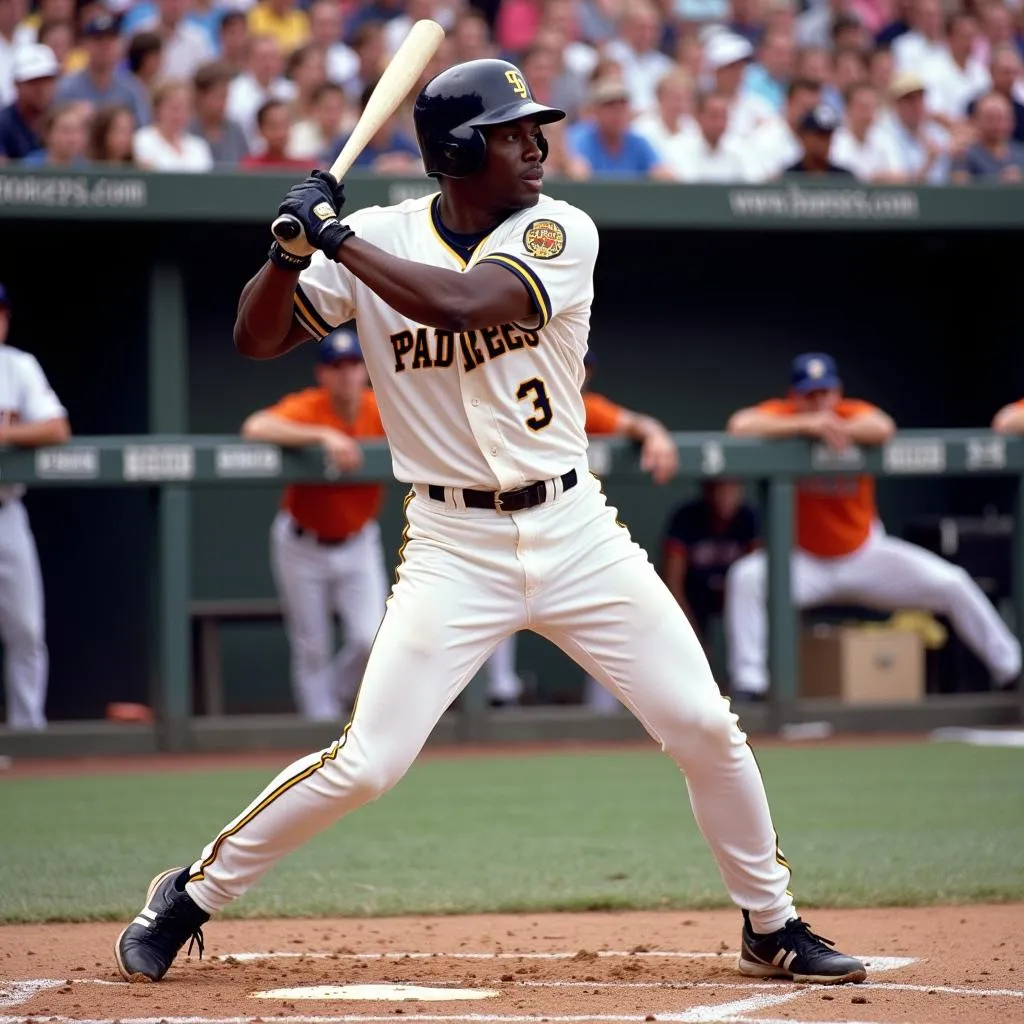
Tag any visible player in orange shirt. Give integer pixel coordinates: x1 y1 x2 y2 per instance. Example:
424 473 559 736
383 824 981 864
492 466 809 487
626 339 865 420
991 398 1024 433
241 327 389 721
724 352 1021 701
485 350 679 706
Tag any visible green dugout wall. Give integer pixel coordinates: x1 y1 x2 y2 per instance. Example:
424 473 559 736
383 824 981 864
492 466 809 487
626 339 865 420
0 170 1021 727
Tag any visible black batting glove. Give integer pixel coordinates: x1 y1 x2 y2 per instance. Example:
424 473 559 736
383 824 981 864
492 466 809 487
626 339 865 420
277 171 353 259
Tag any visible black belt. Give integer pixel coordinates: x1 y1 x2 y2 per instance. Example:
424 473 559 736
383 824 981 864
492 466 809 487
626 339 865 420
290 522 353 546
428 468 577 513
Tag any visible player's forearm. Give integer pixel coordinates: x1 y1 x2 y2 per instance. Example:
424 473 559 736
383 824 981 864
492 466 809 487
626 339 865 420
1 417 70 447
727 410 816 439
241 414 330 447
234 263 308 359
334 238 484 331
844 411 895 445
623 413 667 443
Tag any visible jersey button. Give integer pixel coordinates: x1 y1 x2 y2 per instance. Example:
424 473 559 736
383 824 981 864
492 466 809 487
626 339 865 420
490 446 498 456
471 399 480 407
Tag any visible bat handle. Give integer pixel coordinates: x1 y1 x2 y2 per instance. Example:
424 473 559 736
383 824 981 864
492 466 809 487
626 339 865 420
272 214 303 243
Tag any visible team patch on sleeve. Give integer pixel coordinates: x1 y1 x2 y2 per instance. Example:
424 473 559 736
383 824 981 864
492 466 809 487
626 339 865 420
522 219 566 260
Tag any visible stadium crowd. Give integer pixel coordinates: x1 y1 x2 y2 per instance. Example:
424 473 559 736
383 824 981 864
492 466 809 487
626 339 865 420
2 0 1024 182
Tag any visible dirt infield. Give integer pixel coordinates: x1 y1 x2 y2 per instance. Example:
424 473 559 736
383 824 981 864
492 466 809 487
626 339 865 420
2 904 1020 1024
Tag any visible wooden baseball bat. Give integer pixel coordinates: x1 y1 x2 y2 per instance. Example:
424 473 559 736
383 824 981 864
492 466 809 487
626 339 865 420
271 19 446 245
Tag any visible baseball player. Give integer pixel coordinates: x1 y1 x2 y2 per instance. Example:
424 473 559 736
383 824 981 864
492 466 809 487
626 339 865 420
116 59 865 987
240 327 389 722
725 353 1022 700
485 349 679 707
0 284 71 730
992 398 1024 434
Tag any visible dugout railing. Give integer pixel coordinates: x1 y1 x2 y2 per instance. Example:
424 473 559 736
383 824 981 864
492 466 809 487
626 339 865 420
0 430 1021 756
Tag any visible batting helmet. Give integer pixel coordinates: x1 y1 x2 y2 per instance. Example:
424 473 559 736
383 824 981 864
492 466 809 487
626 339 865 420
413 59 566 179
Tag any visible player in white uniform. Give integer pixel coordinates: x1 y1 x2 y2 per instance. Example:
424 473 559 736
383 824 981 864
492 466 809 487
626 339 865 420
116 59 866 987
0 284 70 730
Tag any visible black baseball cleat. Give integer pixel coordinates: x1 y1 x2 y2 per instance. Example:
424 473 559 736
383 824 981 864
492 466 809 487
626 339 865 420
738 912 867 984
115 867 210 982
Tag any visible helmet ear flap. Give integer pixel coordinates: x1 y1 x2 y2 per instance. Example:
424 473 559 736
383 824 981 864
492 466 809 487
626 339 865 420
440 124 487 177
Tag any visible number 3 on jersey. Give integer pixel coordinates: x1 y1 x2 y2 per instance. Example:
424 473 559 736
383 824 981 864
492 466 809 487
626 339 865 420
517 378 553 432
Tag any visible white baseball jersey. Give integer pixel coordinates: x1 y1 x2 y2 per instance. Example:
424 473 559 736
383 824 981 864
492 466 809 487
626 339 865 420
294 193 598 491
0 345 67 502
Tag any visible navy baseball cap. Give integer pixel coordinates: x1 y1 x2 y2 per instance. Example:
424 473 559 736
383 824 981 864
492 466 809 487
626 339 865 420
317 328 362 363
791 352 841 393
798 103 841 134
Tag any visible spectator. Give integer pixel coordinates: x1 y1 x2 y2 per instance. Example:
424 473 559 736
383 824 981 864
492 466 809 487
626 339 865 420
0 43 58 161
217 10 250 78
323 78 420 173
126 31 163 96
343 0 405 41
134 78 213 171
21 98 88 164
783 101 855 173
728 0 766 47
191 59 249 166
831 14 871 53
0 282 71 731
975 0 1016 67
538 0 598 83
37 18 76 74
952 91 1024 181
705 32 777 141
55 12 149 128
725 352 1021 701
495 0 541 53
670 89 753 180
286 42 327 126
745 76 821 179
565 76 673 178
240 97 309 169
867 43 894 96
967 43 1024 142
795 43 843 108
632 66 700 163
134 0 215 83
346 21 386 105
226 34 296 150
247 0 309 56
241 329 388 723
876 0 913 47
797 0 856 50
17 0 71 43
872 70 951 182
86 101 135 163
530 29 588 118
742 27 796 113
604 0 674 114
0 0 34 106
450 10 497 63
384 0 458 58
288 79 348 161
833 45 868 98
831 82 888 178
892 0 944 74
921 12 991 126
307 0 358 90
662 480 759 657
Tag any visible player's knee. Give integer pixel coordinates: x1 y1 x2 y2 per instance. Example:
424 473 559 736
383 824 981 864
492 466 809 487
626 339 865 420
935 564 973 607
662 693 738 760
342 750 408 802
3 612 44 651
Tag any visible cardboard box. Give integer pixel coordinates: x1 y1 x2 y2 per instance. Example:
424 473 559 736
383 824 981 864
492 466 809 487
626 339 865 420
799 625 925 703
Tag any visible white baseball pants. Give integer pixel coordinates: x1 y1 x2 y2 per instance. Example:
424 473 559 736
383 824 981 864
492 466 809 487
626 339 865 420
0 499 48 730
270 513 388 721
725 521 1022 694
186 470 796 933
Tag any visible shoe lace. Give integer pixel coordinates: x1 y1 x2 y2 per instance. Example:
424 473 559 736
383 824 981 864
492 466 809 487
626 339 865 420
186 928 205 961
784 918 836 951
154 896 207 961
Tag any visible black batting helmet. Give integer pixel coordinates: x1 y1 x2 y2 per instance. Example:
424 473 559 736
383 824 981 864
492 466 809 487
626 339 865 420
413 58 566 179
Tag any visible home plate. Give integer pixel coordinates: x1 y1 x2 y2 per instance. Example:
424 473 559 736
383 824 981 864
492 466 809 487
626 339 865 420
253 984 500 1001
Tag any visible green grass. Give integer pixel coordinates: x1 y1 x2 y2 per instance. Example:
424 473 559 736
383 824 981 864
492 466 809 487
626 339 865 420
0 743 1022 923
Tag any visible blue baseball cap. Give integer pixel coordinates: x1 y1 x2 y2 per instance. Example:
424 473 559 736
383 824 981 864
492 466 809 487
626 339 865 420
0 284 9 308
791 352 841 393
317 328 362 364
